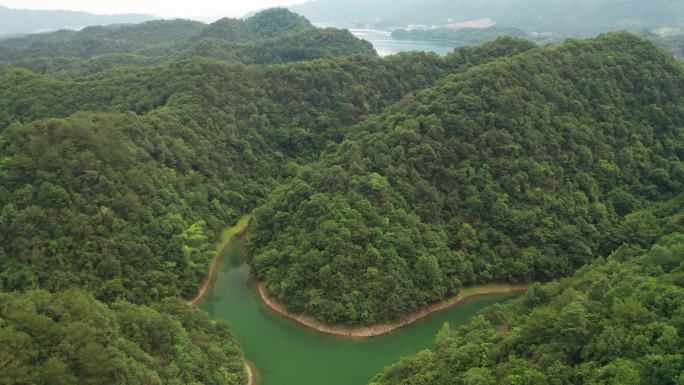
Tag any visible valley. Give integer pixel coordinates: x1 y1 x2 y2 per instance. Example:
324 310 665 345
201 226 522 385
0 5 682 385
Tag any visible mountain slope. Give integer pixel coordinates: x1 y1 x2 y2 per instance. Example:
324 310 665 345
0 289 247 385
182 28 375 65
0 19 205 61
0 38 534 304
196 8 313 41
248 33 684 324
369 198 684 385
0 10 682 385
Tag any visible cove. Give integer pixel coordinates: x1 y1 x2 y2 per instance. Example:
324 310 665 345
202 232 521 385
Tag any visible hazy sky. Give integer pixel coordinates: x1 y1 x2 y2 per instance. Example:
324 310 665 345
0 0 309 20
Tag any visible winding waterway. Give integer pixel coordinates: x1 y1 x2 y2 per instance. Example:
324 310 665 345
202 232 520 385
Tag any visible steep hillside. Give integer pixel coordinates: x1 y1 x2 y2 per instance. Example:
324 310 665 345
196 8 313 41
183 28 375 65
369 197 684 385
0 289 246 385
0 38 534 303
0 8 682 385
248 33 684 324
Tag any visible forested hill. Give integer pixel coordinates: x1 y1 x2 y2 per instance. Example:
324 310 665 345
248 33 684 325
1 10 683 383
0 32 535 385
369 196 684 385
0 8 374 76
195 9 312 41
391 26 530 45
0 290 247 385
0 37 533 305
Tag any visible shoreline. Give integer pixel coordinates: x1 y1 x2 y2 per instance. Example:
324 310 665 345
186 215 251 307
256 282 531 338
244 360 256 385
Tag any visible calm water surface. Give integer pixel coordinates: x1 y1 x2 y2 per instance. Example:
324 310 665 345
350 29 456 56
203 235 519 385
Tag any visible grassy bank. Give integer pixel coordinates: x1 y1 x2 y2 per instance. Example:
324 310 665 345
187 214 252 306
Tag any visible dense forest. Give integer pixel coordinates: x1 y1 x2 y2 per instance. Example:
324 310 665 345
391 26 530 45
391 27 682 60
0 289 246 385
248 32 684 325
0 29 534 303
0 5 152 37
1 8 683 385
0 9 374 77
370 196 684 385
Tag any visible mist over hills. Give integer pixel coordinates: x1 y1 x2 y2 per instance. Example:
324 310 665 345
0 5 153 36
290 0 684 36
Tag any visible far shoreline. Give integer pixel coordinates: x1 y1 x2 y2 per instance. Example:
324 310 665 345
255 281 531 338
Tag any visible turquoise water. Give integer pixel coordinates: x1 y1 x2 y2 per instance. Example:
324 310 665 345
203 235 519 385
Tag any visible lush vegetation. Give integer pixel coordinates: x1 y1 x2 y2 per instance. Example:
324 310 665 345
0 8 374 77
195 9 312 41
1 8 683 384
0 11 393 383
0 19 206 61
0 36 534 304
0 289 246 385
181 28 374 65
369 197 684 385
248 33 684 325
391 26 529 45
389 27 684 62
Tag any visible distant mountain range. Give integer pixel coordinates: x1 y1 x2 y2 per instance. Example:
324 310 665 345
0 5 153 36
0 9 375 77
289 0 684 37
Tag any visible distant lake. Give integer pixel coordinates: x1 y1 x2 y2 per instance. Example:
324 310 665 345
350 29 456 56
